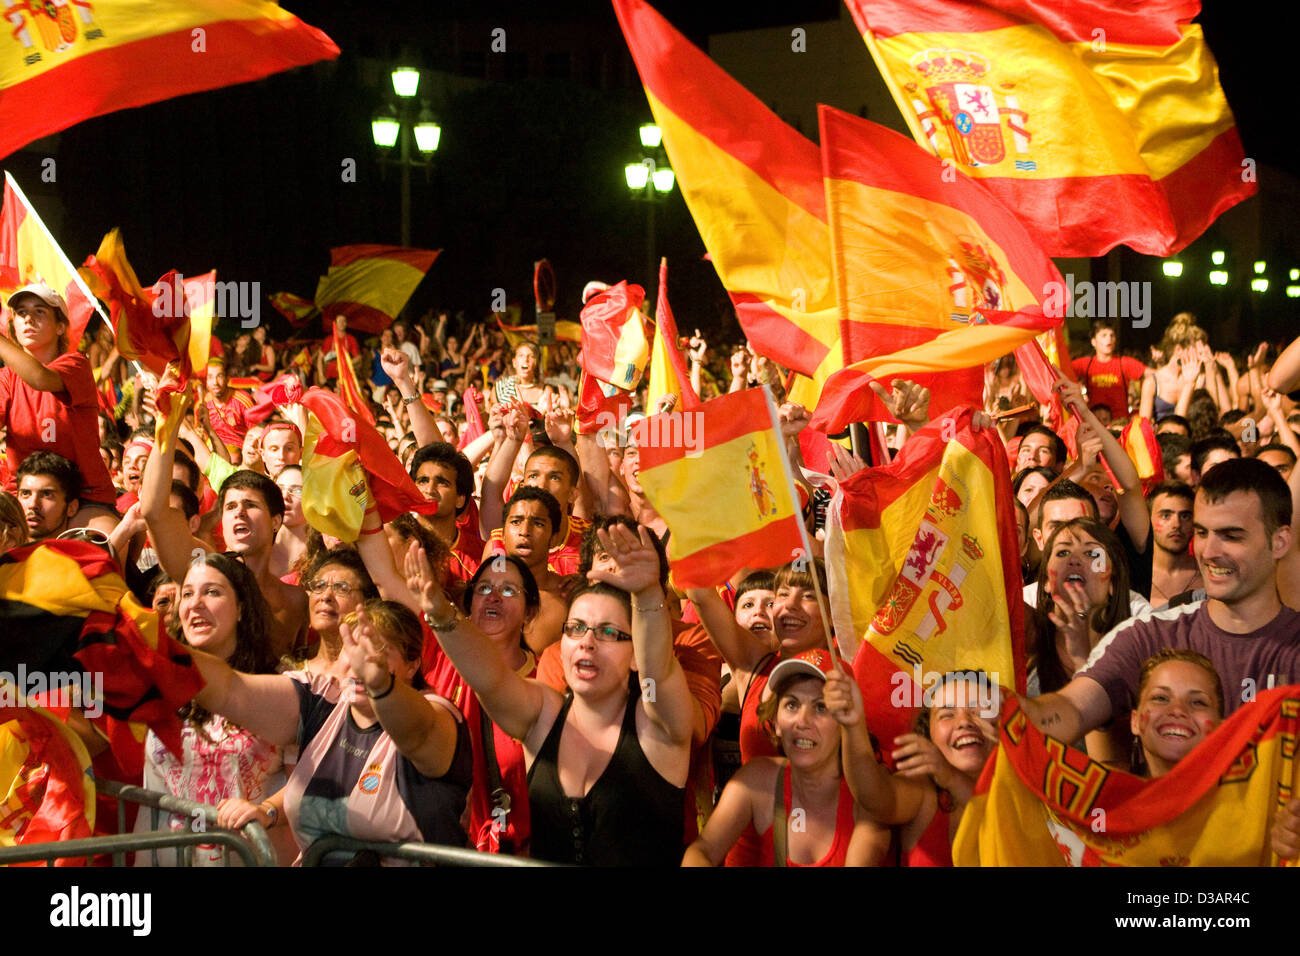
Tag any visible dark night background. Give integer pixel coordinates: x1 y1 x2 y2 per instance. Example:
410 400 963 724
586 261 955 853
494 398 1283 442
4 0 1293 348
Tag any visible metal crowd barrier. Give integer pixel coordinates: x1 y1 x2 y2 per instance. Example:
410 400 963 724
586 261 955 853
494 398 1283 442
301 835 559 867
0 778 275 867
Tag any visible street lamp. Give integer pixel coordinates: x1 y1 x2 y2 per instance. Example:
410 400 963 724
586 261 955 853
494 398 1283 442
372 66 441 247
625 124 674 286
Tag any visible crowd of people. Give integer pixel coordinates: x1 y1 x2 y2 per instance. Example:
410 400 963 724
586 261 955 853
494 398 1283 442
3 279 1300 866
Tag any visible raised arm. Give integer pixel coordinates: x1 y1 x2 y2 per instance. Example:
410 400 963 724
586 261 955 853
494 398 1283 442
1059 377 1149 550
190 646 301 746
402 540 554 744
356 506 420 612
381 347 437 448
589 524 694 746
685 584 770 678
342 609 461 778
1268 334 1300 395
0 333 63 392
478 403 527 538
823 669 929 825
141 388 208 581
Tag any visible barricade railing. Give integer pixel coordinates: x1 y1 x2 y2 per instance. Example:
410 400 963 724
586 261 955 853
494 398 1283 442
301 835 560 867
0 778 274 867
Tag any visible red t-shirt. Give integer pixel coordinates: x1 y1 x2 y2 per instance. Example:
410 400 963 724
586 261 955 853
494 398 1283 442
1070 355 1146 420
205 390 254 449
488 513 589 576
323 333 359 381
0 352 117 504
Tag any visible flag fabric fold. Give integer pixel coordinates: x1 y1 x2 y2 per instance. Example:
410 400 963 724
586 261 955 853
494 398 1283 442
612 0 840 379
954 688 1300 866
298 387 436 542
825 405 1025 751
810 104 1063 432
576 280 650 391
314 244 439 335
636 386 804 589
645 259 699 413
0 0 338 162
843 0 1254 256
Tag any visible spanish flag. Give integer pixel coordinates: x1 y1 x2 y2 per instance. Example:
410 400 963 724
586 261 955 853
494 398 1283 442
334 324 375 427
298 386 436 542
314 244 439 335
0 695 96 865
0 0 337 162
497 314 582 347
0 540 204 780
80 231 215 380
954 689 1300 866
811 105 1062 433
577 280 651 391
645 258 699 414
612 0 840 382
825 405 1025 752
0 172 103 348
636 387 804 590
1122 416 1164 493
844 0 1254 256
269 291 316 326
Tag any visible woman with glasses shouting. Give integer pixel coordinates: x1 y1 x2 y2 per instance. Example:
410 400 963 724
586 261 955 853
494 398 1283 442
402 521 694 865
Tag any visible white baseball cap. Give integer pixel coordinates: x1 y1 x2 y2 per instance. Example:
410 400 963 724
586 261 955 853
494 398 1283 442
7 282 68 315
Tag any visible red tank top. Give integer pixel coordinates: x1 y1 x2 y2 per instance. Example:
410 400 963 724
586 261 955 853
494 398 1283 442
738 655 781 763
727 764 856 867
905 799 953 867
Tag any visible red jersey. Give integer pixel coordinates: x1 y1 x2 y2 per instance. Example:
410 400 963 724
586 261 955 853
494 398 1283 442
488 513 589 576
1070 355 1146 420
323 333 359 381
738 656 781 763
206 389 254 449
0 352 117 503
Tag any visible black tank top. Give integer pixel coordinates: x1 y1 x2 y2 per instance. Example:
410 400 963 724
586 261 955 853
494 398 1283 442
527 688 684 866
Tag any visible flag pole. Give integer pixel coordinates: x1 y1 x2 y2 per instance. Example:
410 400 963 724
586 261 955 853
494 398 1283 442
761 386 840 668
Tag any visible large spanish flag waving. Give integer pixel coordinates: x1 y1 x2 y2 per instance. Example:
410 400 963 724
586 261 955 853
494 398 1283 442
637 387 804 590
0 1 337 161
612 0 840 383
955 689 1300 866
825 405 1025 751
314 244 439 335
811 105 1062 432
844 0 1254 257
0 173 103 348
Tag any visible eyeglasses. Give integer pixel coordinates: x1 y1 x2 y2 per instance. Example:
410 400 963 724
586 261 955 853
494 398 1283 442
562 620 633 643
473 582 522 599
306 579 354 596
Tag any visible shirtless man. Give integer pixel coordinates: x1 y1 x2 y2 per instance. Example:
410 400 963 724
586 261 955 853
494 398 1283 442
141 390 308 657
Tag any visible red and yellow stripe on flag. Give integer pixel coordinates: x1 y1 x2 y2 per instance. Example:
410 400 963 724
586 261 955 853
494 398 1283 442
0 173 103 348
844 0 1254 257
1121 416 1164 494
0 540 204 781
0 1 337 162
334 325 375 426
825 406 1025 751
0 695 96 864
954 688 1300 866
577 280 651 391
811 105 1062 431
612 0 839 381
298 387 435 542
637 387 803 590
314 244 439 335
646 258 699 414
497 315 582 346
269 291 316 326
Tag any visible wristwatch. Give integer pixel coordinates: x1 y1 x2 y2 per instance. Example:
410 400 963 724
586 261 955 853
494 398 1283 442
401 393 421 406
423 607 462 632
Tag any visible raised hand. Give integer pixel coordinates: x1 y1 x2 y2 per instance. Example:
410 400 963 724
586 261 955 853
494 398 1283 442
341 609 392 696
824 667 864 729
544 406 575 445
826 441 866 482
380 346 411 383
502 403 529 442
586 523 661 595
777 402 811 438
730 348 749 382
1047 577 1101 665
402 539 447 619
688 329 707 364
891 732 960 788
869 379 931 430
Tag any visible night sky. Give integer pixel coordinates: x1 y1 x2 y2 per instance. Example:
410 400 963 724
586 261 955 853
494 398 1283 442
9 1 1291 344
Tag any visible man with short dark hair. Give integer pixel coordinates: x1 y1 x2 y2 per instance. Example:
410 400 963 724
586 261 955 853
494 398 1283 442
16 451 81 539
1019 458 1300 760
409 441 482 584
1190 432 1240 484
1158 432 1193 483
1147 480 1201 607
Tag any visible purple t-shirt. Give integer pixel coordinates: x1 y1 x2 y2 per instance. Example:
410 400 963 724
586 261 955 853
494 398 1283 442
1079 601 1300 719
